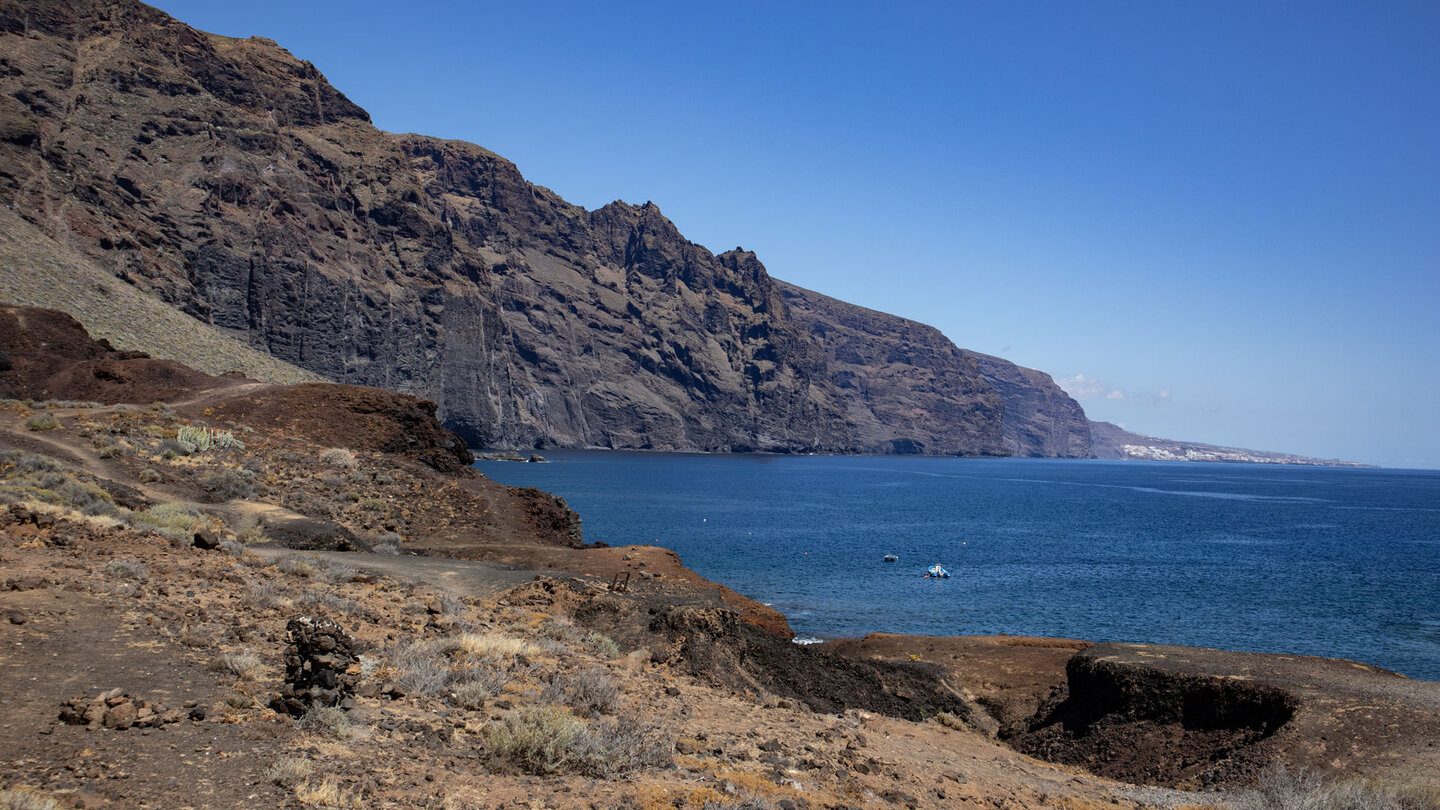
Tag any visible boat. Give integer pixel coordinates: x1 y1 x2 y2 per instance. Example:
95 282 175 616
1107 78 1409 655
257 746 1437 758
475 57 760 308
924 564 951 578
883 554 898 562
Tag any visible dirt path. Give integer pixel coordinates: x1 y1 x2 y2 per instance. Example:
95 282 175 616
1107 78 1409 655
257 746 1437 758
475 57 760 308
248 546 579 600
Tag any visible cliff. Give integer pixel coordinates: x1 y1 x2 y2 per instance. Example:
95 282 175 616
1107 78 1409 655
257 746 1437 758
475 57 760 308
0 0 1089 457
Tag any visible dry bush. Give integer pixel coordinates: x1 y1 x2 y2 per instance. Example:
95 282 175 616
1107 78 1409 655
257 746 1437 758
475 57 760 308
484 704 586 774
137 467 162 483
485 705 672 777
1236 764 1440 810
319 448 357 469
299 705 356 740
389 640 450 698
543 668 619 717
459 632 538 659
275 555 318 578
297 589 360 615
105 559 148 581
197 468 254 503
0 787 65 810
583 632 621 659
210 649 263 681
293 777 359 809
25 414 59 431
266 756 314 788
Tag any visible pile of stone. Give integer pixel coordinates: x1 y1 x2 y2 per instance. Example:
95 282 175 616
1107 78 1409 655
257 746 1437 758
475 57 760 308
270 616 359 717
58 689 192 730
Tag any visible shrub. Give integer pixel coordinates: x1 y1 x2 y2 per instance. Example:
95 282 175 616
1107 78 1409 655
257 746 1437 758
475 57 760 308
359 498 387 512
266 756 314 788
157 438 194 457
98 445 127 459
105 559 148 581
1235 764 1440 810
0 787 65 810
177 425 245 452
137 467 162 484
275 555 318 578
127 502 206 535
211 649 263 681
543 668 619 717
484 706 672 776
389 640 450 698
292 777 358 809
583 633 621 659
484 704 586 774
198 468 254 502
459 632 538 659
25 413 59 431
299 705 355 740
320 448 357 469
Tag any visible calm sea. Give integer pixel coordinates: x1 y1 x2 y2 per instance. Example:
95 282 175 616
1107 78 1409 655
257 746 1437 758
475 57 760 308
474 453 1440 681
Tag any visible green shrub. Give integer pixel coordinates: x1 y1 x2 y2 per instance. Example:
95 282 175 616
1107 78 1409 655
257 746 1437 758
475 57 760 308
484 704 587 774
25 414 59 431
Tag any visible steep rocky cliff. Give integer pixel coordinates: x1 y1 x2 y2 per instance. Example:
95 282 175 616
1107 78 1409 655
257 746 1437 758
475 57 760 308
0 0 1090 457
964 352 1092 458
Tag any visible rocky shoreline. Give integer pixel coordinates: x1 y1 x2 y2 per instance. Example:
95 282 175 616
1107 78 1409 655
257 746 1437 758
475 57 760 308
0 305 1436 809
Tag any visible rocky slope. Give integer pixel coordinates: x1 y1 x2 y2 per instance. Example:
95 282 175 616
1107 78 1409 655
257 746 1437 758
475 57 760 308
0 0 1092 457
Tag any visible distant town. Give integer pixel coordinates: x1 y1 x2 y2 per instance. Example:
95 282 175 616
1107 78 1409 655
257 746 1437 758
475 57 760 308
1117 443 1372 467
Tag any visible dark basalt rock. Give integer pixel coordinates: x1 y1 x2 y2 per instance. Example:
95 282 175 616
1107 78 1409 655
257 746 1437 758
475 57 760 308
271 617 360 717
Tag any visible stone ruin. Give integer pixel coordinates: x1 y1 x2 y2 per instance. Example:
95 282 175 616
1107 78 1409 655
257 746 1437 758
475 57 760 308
270 616 360 717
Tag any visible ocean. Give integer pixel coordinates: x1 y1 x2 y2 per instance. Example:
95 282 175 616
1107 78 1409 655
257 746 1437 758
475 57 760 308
474 453 1440 681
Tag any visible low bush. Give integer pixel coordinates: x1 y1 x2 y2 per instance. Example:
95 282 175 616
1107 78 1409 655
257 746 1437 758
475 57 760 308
543 668 619 717
211 649 263 681
198 468 254 503
137 468 162 484
319 448 357 469
485 706 672 776
105 559 148 581
266 756 314 788
299 705 356 740
0 787 65 810
25 414 59 431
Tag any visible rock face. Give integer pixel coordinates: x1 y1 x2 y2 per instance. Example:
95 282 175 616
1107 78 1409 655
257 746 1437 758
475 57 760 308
965 352 1092 458
0 0 1089 457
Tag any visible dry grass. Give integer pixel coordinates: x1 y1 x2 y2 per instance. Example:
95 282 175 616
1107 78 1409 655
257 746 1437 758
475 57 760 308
266 756 314 788
293 777 360 809
458 632 538 659
0 787 65 810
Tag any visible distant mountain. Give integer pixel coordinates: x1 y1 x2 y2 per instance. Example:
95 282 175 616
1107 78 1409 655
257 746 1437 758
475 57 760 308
1089 421 1370 467
0 0 1096 457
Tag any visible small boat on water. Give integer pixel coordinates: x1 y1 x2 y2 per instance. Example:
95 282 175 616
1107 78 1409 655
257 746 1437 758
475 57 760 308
924 564 951 578
883 554 898 562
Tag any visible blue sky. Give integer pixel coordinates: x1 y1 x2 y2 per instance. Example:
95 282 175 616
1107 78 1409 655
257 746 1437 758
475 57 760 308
150 1 1440 468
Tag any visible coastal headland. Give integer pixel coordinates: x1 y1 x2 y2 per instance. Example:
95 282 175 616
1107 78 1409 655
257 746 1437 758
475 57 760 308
1 305 1434 809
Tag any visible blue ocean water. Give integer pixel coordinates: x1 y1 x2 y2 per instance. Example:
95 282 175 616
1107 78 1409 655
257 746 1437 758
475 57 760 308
474 454 1440 681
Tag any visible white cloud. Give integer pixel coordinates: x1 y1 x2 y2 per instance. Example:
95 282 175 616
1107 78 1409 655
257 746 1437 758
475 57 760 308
1058 374 1173 407
1057 374 1110 401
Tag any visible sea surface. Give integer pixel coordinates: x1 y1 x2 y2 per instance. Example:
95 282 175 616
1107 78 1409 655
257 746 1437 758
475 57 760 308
474 453 1440 681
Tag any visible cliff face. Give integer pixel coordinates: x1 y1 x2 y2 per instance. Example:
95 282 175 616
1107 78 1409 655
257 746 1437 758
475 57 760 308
964 352 1092 458
0 0 1089 457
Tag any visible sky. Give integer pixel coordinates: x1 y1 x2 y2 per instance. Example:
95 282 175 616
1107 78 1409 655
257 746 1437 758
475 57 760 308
149 0 1440 468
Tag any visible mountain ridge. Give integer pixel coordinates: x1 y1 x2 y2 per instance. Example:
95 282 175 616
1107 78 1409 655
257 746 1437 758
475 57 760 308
0 0 1094 457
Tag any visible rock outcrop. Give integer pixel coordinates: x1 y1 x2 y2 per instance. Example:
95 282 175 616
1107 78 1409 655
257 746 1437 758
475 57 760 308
0 0 1090 457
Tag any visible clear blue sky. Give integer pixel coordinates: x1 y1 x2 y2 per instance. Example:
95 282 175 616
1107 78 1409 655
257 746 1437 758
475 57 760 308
150 0 1440 468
